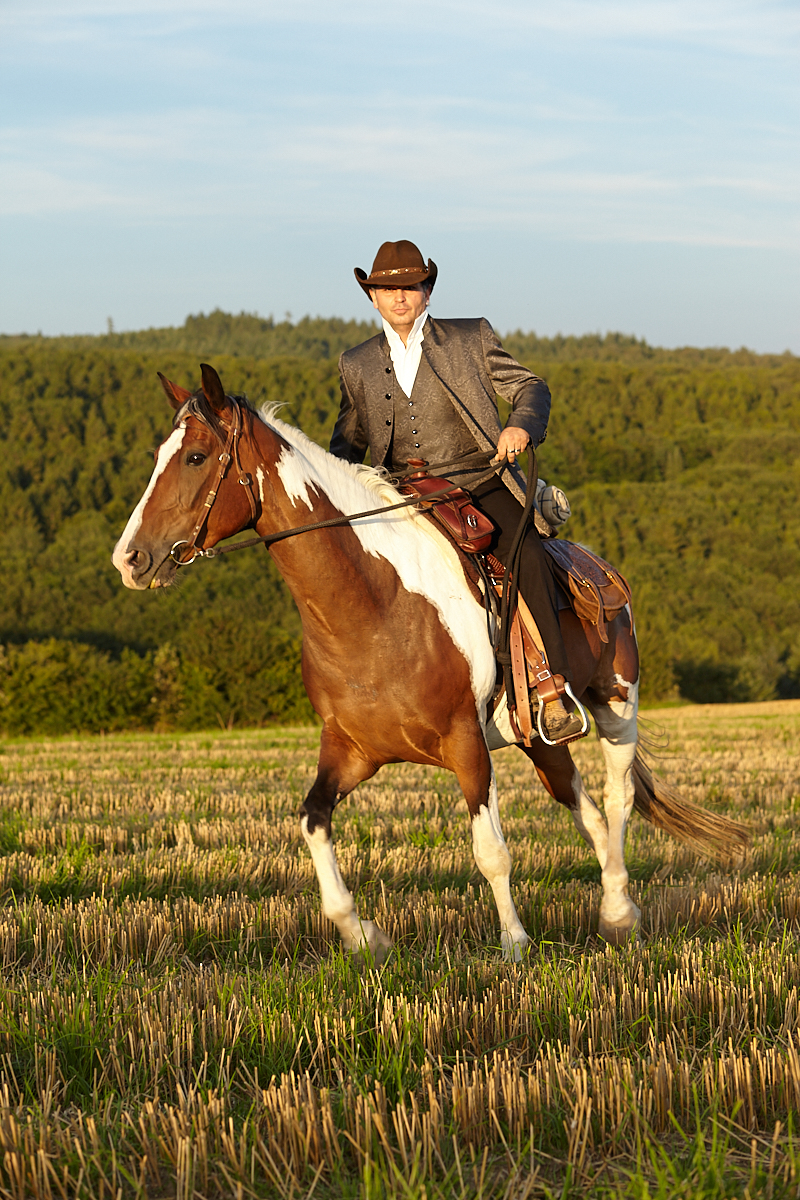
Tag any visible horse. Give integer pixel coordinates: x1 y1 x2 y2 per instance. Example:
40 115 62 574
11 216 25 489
113 364 746 960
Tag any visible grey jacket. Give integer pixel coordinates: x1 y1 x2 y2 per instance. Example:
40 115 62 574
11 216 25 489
330 316 551 506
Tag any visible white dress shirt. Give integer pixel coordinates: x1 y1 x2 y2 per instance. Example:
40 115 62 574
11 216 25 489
382 311 429 398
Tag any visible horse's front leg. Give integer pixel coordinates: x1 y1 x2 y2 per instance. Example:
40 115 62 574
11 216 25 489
300 727 392 963
449 728 530 961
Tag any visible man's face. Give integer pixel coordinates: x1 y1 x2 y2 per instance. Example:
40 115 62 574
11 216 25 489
369 284 429 332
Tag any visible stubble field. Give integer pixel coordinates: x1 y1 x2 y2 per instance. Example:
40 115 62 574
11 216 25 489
0 701 799 1198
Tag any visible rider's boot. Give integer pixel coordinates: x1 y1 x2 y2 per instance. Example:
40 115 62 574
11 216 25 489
540 676 586 742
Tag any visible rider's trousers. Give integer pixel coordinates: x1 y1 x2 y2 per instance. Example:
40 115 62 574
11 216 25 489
470 478 571 682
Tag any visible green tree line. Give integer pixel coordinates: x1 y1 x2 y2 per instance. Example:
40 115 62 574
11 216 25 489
0 314 798 734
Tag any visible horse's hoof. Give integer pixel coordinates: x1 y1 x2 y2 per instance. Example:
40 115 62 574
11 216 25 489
598 903 641 946
350 921 393 966
501 932 531 962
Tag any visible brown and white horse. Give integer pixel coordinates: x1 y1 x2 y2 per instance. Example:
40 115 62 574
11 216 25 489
113 365 745 959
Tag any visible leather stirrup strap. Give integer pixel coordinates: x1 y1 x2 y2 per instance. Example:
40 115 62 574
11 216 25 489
493 574 566 710
515 593 565 705
509 611 534 746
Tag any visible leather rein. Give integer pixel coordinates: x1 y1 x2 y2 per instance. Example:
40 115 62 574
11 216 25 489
169 397 507 568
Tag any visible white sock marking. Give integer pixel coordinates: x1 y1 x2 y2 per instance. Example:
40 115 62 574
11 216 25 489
594 708 640 932
471 769 529 959
301 816 390 954
569 770 609 869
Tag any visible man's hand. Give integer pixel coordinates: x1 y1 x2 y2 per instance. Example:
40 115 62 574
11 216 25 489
492 428 531 464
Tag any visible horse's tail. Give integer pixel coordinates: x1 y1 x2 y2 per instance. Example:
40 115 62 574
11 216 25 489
631 742 749 854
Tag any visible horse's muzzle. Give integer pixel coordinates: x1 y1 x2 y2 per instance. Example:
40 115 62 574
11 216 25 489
114 543 172 590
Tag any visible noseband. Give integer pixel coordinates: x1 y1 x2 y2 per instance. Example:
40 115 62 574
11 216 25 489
169 396 258 567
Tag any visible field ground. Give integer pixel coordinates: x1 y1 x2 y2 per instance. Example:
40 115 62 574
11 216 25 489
0 701 800 1197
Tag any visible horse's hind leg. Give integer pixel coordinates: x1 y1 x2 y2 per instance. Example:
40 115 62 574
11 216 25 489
522 733 638 942
300 726 392 962
447 728 530 961
519 741 609 868
588 690 641 944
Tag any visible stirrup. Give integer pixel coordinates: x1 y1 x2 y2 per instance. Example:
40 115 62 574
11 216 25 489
536 682 590 747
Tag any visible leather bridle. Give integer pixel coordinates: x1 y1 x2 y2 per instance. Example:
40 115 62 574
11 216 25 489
168 396 259 567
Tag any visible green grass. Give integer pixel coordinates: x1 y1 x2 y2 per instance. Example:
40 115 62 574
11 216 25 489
0 703 799 1196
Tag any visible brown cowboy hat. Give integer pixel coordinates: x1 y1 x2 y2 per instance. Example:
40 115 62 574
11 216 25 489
355 240 437 298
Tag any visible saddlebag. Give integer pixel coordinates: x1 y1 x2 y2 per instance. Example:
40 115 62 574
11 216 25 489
543 540 632 643
398 464 495 554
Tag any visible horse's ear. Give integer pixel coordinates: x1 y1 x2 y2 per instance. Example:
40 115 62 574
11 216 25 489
157 372 193 410
200 363 228 414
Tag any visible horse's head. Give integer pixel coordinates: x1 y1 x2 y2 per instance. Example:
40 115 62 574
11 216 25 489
113 363 257 590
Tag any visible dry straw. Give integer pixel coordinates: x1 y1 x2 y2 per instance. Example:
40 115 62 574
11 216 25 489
0 701 797 1195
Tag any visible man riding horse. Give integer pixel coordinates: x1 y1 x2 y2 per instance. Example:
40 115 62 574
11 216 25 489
330 239 584 745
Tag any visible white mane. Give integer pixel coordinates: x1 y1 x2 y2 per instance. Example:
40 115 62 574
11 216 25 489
257 403 437 536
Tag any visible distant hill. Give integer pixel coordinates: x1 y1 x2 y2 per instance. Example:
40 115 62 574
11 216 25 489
3 309 792 368
0 312 380 362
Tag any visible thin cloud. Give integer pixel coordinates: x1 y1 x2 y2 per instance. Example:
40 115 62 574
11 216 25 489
4 0 799 58
3 110 796 251
0 165 118 215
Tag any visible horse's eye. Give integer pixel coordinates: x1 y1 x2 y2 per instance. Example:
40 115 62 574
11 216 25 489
186 452 207 466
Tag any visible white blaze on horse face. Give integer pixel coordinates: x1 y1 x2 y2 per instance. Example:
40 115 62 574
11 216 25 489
268 429 496 709
112 426 186 585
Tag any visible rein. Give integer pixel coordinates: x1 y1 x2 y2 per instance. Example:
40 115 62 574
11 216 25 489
169 405 508 566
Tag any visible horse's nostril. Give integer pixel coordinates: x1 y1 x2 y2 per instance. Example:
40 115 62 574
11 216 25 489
125 546 152 578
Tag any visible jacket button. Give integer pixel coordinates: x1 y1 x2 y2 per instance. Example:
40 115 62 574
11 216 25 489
414 443 420 448
385 367 391 374
385 393 391 400
385 419 391 426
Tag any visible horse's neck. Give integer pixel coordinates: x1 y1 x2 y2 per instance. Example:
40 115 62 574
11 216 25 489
248 416 353 527
246 415 381 598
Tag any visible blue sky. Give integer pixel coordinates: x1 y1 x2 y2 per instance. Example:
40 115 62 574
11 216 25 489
1 0 798 351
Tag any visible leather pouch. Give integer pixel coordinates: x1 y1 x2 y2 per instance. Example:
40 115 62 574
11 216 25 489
399 466 495 554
